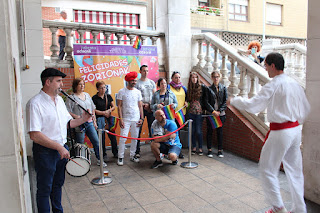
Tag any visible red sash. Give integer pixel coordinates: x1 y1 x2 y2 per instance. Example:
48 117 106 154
264 121 299 143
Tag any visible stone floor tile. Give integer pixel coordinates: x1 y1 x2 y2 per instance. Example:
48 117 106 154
168 171 198 183
142 200 183 213
237 192 269 210
213 198 256 213
170 193 209 212
63 176 94 193
134 167 166 180
72 201 109 213
96 184 129 199
68 188 100 206
188 165 219 178
184 204 222 213
238 177 264 191
131 188 167 206
121 179 154 194
119 206 146 213
202 173 237 187
195 186 233 204
146 175 178 189
215 181 254 197
103 194 140 212
157 183 193 199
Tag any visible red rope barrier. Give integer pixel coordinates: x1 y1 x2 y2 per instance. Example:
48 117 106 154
105 122 187 140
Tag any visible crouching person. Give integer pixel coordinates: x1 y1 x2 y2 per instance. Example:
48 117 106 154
150 110 181 168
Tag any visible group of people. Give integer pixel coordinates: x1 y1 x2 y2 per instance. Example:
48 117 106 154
26 52 310 213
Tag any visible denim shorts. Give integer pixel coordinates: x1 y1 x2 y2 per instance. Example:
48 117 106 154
160 143 181 156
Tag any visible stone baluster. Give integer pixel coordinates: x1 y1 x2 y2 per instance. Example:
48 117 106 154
258 80 267 122
196 39 205 68
151 37 158 45
49 27 59 61
140 36 148 45
78 30 86 43
204 41 213 73
115 33 123 44
286 49 293 74
127 35 136 45
91 31 100 44
103 32 112 44
220 52 229 86
238 65 248 97
248 73 257 98
227 58 238 97
64 28 73 62
294 51 304 79
213 46 219 72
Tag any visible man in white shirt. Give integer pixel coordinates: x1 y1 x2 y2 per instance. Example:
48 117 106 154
117 71 144 165
135 65 156 157
228 53 310 213
26 68 91 213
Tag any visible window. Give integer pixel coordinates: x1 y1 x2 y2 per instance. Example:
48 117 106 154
199 0 209 7
229 0 248 21
266 3 282 26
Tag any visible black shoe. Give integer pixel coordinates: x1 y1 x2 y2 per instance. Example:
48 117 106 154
207 151 213 158
179 153 184 159
151 160 163 169
217 151 224 158
191 150 196 155
172 160 178 165
135 153 141 158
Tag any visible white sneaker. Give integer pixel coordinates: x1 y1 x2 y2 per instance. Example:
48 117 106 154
130 156 140 163
117 158 124 166
97 159 107 167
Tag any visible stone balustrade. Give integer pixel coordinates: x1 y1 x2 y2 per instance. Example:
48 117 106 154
42 20 165 67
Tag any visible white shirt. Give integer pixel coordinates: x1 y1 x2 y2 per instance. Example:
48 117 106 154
135 79 156 104
117 87 142 121
231 74 310 124
26 90 73 146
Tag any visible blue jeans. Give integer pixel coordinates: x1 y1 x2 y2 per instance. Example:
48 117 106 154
75 121 101 160
33 143 68 213
96 117 118 156
136 109 155 154
189 113 203 149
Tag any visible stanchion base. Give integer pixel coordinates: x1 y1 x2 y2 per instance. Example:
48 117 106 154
91 176 112 185
180 162 198 169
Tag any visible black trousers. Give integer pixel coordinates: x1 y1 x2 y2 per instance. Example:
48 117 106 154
58 36 66 60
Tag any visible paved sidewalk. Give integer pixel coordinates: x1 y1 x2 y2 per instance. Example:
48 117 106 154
29 145 320 213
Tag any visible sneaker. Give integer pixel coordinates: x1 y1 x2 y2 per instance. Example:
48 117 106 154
172 160 178 165
130 156 140 163
160 153 164 160
117 158 124 166
191 150 196 155
207 151 213 158
265 207 288 213
198 151 203 156
217 151 224 158
151 160 163 169
135 153 141 158
97 159 107 167
179 153 184 159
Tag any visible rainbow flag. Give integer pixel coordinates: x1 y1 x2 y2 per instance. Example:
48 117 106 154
108 116 119 132
132 36 141 49
208 115 223 129
162 105 175 120
175 108 185 126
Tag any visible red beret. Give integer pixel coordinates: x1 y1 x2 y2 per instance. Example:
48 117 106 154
125 71 138 81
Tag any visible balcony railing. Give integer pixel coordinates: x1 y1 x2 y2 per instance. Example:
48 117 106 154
190 6 224 16
42 20 165 67
191 33 306 135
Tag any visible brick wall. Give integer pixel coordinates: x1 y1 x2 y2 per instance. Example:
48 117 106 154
45 67 75 91
42 7 61 57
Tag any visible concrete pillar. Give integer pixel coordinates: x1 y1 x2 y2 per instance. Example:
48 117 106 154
156 0 192 85
303 0 320 205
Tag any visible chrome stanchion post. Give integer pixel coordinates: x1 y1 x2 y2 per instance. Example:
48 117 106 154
180 119 198 169
91 129 112 185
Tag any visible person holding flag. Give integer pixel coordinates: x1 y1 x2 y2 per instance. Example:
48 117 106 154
151 78 178 116
186 72 211 156
204 71 228 158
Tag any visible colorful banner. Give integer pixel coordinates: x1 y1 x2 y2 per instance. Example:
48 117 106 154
73 44 159 147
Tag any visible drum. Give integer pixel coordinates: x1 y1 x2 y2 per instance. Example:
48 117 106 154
66 143 91 177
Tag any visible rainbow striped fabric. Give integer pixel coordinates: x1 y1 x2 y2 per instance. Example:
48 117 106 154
208 115 223 129
162 105 175 120
132 36 141 49
175 108 185 126
108 116 119 132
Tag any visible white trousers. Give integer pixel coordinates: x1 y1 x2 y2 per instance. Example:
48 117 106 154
259 125 306 213
118 120 140 159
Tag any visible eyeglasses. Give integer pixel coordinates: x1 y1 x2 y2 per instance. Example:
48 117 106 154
212 76 220 79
